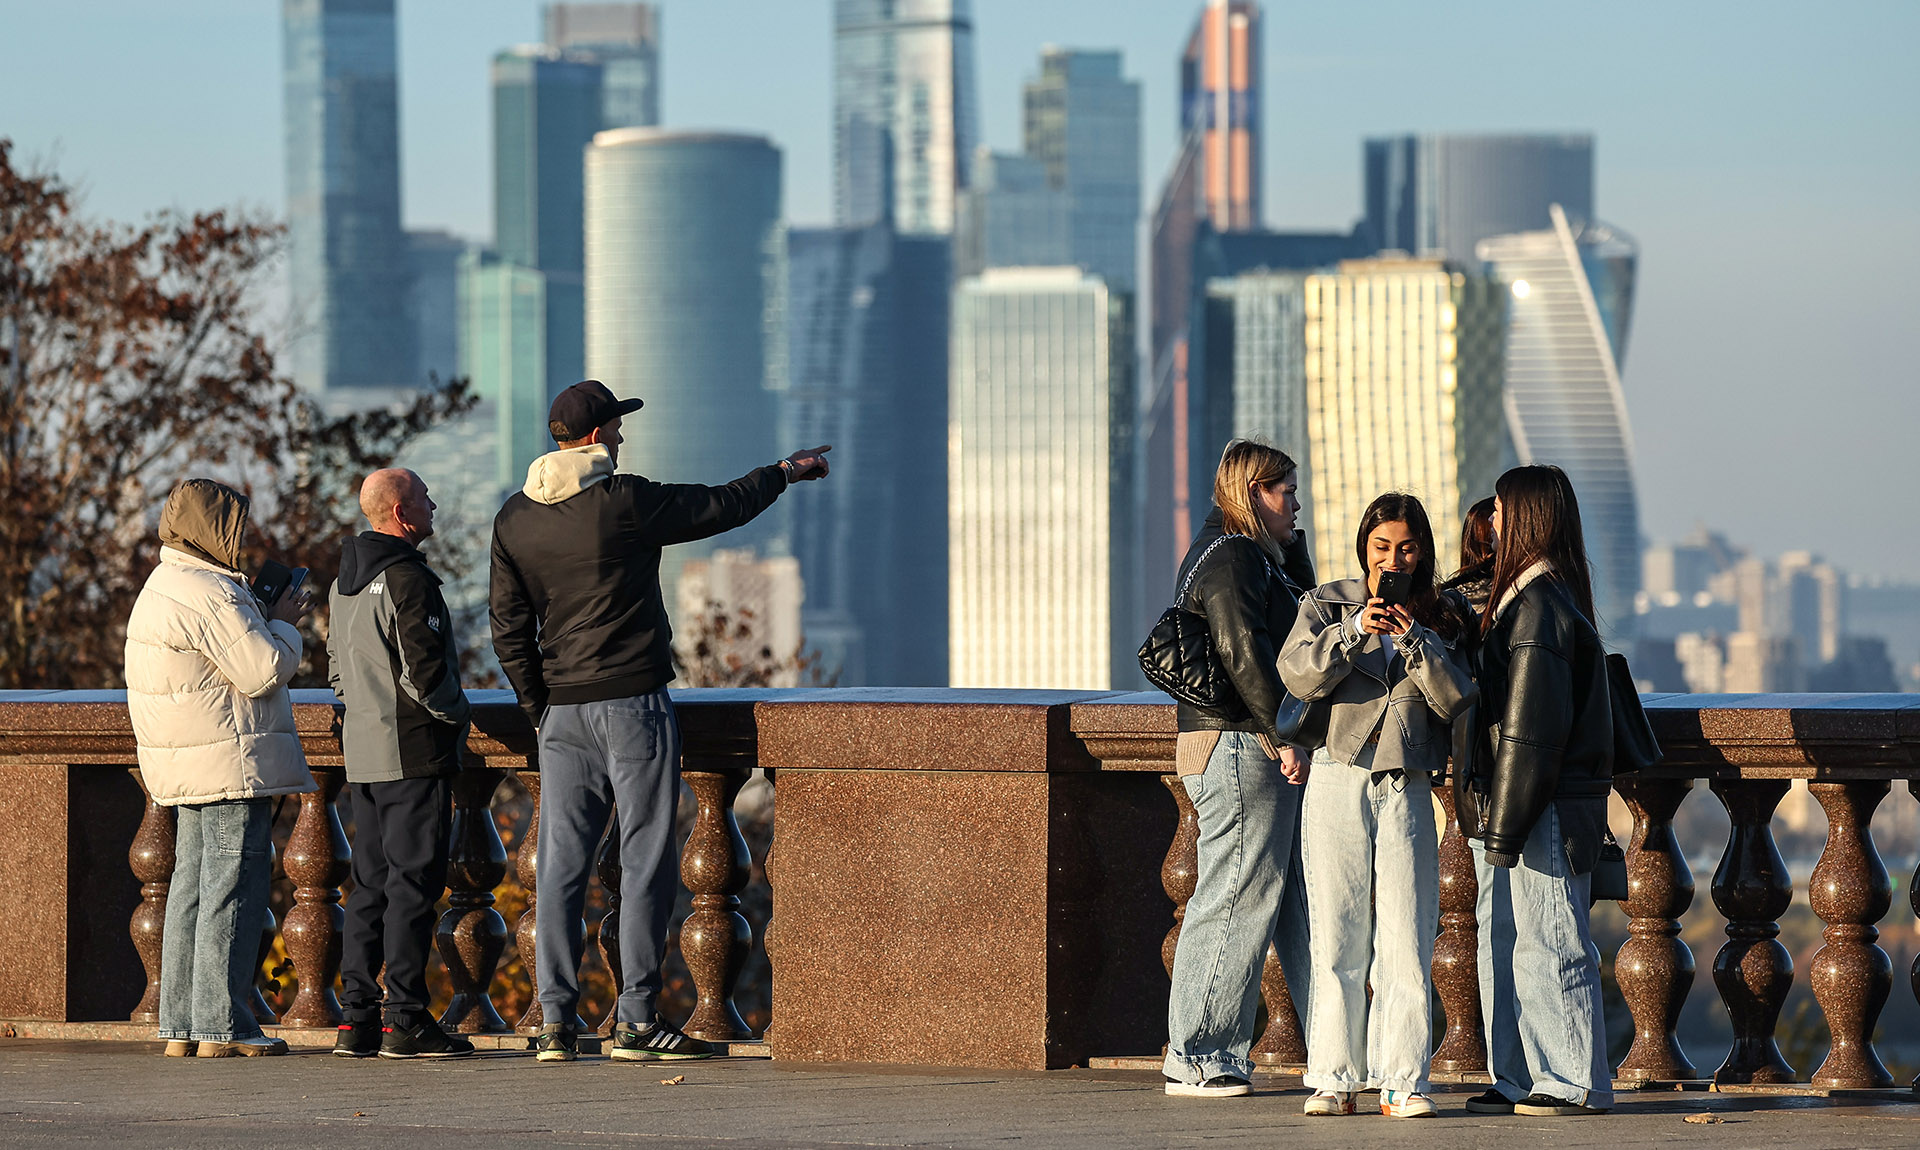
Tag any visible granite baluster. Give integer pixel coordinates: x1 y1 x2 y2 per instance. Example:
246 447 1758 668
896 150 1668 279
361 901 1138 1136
1430 786 1486 1073
1613 776 1699 1081
680 769 754 1042
1708 778 1796 1085
279 767 350 1028
1807 780 1894 1089
436 767 510 1033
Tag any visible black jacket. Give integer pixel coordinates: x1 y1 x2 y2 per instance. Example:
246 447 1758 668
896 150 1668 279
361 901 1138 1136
489 447 787 728
1172 508 1316 744
1457 564 1613 873
328 531 468 782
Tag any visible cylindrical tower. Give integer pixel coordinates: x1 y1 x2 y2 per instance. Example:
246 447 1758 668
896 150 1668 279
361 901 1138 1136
585 128 786 586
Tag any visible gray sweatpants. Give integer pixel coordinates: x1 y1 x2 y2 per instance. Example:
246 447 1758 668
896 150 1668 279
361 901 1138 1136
535 690 683 1026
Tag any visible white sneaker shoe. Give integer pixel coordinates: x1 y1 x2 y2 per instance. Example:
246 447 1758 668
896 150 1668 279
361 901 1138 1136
1304 1090 1356 1116
1381 1090 1437 1118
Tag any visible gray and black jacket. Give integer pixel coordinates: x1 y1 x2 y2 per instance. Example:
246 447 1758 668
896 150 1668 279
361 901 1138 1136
328 531 469 783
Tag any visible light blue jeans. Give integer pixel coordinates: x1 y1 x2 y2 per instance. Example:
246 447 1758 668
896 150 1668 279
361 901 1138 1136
1164 731 1310 1084
1474 805 1615 1108
157 798 274 1043
1300 747 1438 1094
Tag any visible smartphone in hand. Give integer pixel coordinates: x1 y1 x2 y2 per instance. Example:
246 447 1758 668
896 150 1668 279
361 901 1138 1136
1375 568 1413 609
250 561 307 608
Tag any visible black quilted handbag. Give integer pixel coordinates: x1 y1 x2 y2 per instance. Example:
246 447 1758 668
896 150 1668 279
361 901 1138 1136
1138 535 1243 708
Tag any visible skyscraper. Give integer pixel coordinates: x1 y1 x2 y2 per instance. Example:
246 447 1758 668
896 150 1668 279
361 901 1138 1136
952 149 1070 281
949 268 1136 688
405 229 468 386
584 129 786 592
1363 134 1593 263
282 0 410 392
784 225 950 685
544 2 661 131
1479 205 1642 644
1299 256 1508 579
492 48 603 278
1181 1 1261 232
1023 47 1142 290
833 0 978 234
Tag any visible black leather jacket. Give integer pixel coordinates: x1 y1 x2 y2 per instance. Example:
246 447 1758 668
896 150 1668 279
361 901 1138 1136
1456 565 1613 873
1172 509 1316 745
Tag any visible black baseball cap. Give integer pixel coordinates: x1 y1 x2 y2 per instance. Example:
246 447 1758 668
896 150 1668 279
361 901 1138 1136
549 379 644 442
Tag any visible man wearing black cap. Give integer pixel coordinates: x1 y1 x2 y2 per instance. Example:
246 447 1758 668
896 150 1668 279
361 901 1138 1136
489 379 829 1063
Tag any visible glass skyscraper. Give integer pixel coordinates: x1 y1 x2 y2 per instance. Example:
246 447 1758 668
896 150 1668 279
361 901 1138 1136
949 268 1136 688
543 3 661 130
784 225 951 685
1479 206 1643 645
585 130 786 593
952 149 1070 281
1181 1 1261 232
833 0 978 234
492 48 603 278
282 0 410 391
1022 47 1141 291
1363 134 1594 263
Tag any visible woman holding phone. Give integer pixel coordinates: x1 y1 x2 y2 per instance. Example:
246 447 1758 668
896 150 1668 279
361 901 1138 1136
1458 465 1615 1117
1278 493 1476 1118
1161 439 1317 1099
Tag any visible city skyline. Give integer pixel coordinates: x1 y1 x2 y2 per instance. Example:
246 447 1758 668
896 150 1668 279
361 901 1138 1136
3 0 1916 579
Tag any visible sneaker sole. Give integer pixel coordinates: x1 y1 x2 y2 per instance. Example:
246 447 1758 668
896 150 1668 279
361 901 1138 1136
1382 1106 1436 1118
535 1049 577 1062
1304 1104 1355 1116
1514 1102 1607 1117
333 1048 379 1059
377 1048 476 1060
1163 1083 1251 1098
1465 1100 1516 1114
609 1048 716 1061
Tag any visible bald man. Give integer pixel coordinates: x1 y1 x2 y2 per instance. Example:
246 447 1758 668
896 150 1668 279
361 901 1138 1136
327 468 473 1059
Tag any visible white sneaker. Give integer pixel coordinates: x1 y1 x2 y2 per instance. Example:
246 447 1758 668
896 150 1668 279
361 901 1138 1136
1304 1090 1356 1116
1381 1090 1437 1118
1164 1075 1252 1098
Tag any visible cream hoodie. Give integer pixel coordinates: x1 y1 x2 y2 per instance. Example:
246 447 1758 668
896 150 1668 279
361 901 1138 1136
524 444 614 505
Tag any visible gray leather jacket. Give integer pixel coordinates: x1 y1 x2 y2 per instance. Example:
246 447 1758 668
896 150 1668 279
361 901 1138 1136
1278 578 1478 775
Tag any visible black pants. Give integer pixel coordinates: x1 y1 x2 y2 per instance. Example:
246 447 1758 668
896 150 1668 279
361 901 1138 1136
340 775 452 1025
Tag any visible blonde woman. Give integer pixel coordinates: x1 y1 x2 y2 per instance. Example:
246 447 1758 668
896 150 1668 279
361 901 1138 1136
1162 440 1317 1098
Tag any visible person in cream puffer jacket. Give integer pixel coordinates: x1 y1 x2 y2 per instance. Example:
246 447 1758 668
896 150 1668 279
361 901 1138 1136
124 478 315 1057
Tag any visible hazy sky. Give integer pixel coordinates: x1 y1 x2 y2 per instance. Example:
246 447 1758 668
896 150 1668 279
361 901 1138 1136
3 0 1915 576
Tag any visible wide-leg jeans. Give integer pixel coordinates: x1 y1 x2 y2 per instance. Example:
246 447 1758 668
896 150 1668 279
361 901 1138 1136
1164 731 1309 1084
1299 750 1438 1094
535 691 683 1027
1473 804 1615 1109
157 798 274 1043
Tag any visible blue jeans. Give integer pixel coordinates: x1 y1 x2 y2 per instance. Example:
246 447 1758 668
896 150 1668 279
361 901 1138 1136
1474 805 1615 1108
1300 748 1438 1093
536 691 683 1026
1164 731 1310 1084
157 798 274 1042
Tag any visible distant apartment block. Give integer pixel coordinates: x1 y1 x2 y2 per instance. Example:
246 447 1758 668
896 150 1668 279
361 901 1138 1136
1023 47 1141 290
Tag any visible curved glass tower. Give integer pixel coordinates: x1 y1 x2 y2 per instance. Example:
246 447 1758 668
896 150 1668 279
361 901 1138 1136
584 129 786 584
1478 205 1642 645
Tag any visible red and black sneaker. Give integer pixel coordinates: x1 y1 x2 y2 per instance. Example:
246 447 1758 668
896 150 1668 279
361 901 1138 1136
333 1019 380 1058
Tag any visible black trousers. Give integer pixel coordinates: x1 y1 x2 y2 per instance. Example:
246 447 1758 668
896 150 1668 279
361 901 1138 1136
339 775 452 1024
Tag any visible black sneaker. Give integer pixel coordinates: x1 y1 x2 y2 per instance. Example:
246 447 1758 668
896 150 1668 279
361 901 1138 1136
608 1019 717 1061
333 1019 380 1058
1464 1089 1515 1114
1163 1074 1252 1098
1513 1093 1609 1116
378 1018 475 1060
535 1023 578 1062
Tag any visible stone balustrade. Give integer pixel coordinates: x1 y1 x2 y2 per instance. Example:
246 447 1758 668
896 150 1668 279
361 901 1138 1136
0 688 1917 1088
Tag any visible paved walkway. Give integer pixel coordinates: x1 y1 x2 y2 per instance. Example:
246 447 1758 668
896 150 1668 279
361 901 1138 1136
3 1040 1919 1148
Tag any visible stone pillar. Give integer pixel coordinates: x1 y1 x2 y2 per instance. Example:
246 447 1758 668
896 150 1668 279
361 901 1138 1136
1613 776 1699 1081
1431 786 1485 1073
126 776 173 1024
1159 775 1199 976
436 767 510 1033
248 843 279 1024
512 770 546 1035
595 820 623 1035
1807 780 1894 1089
1249 945 1305 1066
680 769 754 1042
280 767 350 1028
1708 779 1795 1085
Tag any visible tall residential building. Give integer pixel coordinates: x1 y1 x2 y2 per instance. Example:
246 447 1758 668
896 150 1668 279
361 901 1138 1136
1299 257 1508 580
1141 132 1204 621
952 149 1070 280
833 0 978 234
460 250 584 493
585 129 786 595
1023 47 1142 290
543 3 661 129
785 225 951 686
1479 205 1641 643
950 268 1136 689
405 230 469 386
492 48 603 278
1181 1 1261 232
1363 133 1593 263
1196 273 1312 542
283 0 410 392
674 548 805 686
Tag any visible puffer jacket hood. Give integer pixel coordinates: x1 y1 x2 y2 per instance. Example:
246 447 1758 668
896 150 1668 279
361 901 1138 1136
523 444 614 505
335 530 420 596
159 478 249 571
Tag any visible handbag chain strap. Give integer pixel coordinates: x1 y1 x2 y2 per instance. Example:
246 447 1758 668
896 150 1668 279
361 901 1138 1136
1176 533 1274 610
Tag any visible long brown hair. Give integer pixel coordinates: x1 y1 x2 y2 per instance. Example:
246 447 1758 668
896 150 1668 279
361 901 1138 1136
1354 492 1461 641
1213 439 1297 565
1481 465 1598 635
1458 496 1496 572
